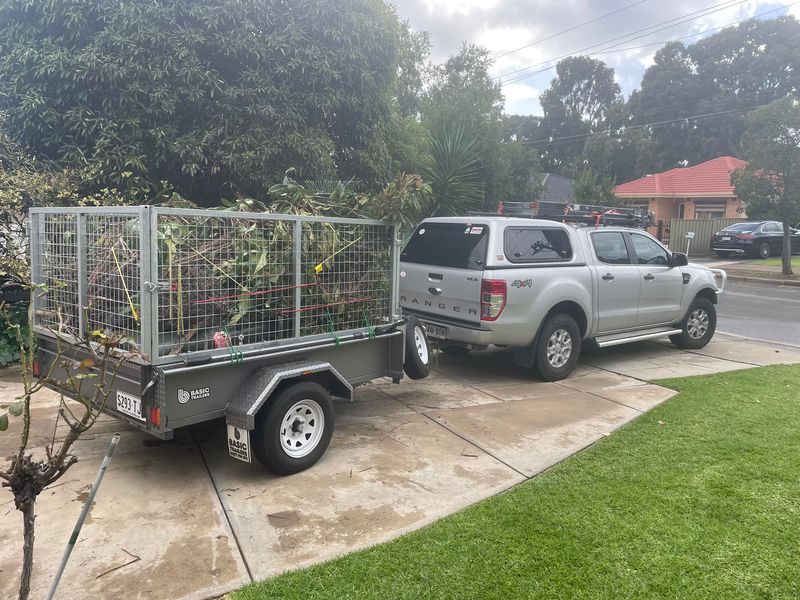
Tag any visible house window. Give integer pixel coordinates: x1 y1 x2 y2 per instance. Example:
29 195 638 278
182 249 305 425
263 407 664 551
693 199 727 219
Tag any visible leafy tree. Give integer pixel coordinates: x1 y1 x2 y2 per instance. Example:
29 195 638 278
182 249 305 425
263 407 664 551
421 44 504 209
571 168 619 204
628 42 706 170
732 98 800 275
0 0 401 204
395 21 430 118
539 56 621 171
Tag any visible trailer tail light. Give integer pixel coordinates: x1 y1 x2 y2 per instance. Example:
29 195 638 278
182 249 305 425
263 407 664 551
480 279 506 321
150 407 161 428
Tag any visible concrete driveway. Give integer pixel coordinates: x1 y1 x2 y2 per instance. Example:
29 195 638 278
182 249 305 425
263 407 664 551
2 334 800 599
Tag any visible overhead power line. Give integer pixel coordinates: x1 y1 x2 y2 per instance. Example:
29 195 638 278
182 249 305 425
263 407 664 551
523 104 768 149
492 0 650 60
497 0 750 84
588 3 794 57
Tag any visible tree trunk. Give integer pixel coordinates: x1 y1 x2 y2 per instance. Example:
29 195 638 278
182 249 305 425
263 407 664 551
782 221 793 276
19 499 35 600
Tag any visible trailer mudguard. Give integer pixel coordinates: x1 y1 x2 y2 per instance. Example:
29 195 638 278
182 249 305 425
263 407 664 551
225 360 352 430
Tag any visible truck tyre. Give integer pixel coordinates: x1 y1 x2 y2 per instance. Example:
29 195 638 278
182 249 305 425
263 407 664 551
669 296 716 349
534 313 582 382
403 317 431 380
253 381 334 475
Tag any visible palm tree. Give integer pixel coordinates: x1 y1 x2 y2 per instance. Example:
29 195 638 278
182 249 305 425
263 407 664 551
422 126 484 216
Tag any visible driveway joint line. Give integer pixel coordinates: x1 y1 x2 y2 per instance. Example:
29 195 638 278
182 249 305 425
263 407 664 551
417 411 530 480
190 427 254 583
554 382 648 414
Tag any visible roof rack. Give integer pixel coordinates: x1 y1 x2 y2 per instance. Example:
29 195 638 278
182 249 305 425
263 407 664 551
472 200 655 229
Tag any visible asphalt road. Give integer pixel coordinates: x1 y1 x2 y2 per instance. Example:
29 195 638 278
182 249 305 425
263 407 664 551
716 280 800 346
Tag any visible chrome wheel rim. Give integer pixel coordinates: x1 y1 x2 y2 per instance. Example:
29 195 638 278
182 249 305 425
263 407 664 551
546 328 572 368
414 325 429 364
280 399 324 458
686 309 709 340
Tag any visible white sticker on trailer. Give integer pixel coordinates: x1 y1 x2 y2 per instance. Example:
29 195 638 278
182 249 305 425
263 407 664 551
227 424 251 463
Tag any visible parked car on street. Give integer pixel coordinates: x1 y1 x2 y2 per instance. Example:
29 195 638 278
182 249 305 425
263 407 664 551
400 217 726 381
711 221 800 259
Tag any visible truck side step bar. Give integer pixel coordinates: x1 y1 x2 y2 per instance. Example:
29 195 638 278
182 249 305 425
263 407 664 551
595 328 683 348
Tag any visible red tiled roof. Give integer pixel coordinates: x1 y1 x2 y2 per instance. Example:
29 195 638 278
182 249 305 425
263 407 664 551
614 156 748 197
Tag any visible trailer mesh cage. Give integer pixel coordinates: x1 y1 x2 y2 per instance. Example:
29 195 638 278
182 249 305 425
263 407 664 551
30 207 398 363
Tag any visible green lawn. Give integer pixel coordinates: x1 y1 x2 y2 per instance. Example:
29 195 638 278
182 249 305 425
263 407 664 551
233 366 800 600
751 258 800 267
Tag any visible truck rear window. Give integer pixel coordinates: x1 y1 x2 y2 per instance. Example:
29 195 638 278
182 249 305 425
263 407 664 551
401 223 488 269
504 227 572 263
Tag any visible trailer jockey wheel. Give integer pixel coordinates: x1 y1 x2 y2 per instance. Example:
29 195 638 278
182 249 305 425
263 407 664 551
253 381 334 475
403 316 431 380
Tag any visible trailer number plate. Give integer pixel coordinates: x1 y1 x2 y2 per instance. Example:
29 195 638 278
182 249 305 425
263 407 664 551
116 391 144 421
227 425 251 463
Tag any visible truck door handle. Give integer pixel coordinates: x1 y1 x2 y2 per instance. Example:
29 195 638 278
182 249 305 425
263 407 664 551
601 273 615 281
644 273 655 281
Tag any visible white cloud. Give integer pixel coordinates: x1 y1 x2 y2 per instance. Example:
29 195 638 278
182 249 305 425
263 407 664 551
502 82 542 116
393 0 798 114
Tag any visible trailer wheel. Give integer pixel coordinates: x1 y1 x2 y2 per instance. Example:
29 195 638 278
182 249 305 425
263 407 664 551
403 317 431 380
253 381 334 475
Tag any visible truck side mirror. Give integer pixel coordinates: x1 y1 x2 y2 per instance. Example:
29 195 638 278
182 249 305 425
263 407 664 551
671 252 688 267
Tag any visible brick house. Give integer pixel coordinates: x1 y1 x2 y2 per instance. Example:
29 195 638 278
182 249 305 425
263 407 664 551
614 156 748 223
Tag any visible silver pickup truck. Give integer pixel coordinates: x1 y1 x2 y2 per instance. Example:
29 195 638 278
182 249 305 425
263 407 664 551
399 217 726 381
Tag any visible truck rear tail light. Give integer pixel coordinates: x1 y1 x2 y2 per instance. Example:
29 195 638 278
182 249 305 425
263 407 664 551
32 359 41 378
150 407 161 428
480 279 506 321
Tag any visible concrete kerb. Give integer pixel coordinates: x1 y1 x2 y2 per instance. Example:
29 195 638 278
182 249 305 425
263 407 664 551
725 273 800 287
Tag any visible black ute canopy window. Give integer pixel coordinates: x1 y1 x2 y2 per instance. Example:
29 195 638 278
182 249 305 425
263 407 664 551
401 223 488 269
504 228 573 263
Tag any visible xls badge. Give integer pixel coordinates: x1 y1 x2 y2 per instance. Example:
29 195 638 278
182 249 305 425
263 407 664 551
177 387 211 404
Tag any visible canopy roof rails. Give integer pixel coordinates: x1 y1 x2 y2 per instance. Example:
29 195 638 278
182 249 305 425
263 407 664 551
470 200 654 229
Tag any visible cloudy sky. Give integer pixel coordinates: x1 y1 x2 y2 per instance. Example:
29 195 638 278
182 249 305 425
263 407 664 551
391 0 799 115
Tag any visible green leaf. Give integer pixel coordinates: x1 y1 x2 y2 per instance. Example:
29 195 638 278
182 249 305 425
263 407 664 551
0 413 8 432
8 402 23 417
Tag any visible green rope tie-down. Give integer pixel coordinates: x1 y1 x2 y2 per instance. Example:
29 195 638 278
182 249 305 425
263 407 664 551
223 325 244 365
361 307 375 341
325 308 341 347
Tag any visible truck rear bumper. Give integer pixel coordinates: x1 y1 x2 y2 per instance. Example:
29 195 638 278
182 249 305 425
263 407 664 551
407 313 493 347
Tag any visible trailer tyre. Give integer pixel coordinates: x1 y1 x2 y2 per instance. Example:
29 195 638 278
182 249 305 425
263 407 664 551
403 317 431 380
253 382 334 475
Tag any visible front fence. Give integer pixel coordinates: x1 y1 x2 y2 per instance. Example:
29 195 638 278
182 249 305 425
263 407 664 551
667 218 748 256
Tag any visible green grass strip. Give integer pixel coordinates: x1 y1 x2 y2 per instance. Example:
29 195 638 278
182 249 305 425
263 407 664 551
234 365 800 600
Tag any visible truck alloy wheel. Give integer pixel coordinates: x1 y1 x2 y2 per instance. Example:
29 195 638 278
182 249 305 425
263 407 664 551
546 329 573 368
534 313 581 381
686 308 709 340
670 296 717 350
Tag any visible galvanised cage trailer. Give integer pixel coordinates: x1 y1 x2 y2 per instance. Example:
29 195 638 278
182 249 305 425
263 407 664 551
29 206 431 474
